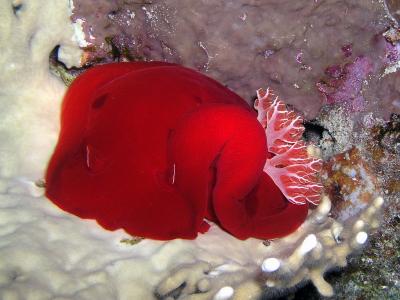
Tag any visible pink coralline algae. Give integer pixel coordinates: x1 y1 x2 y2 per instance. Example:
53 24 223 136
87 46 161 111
382 27 400 64
316 56 373 111
341 44 353 58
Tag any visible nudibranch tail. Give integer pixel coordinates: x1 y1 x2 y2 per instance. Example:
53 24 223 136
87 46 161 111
255 88 323 206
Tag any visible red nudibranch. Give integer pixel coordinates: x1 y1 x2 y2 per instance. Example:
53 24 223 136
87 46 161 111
45 62 323 241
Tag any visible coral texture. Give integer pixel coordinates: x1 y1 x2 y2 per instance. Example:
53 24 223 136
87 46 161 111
71 0 400 119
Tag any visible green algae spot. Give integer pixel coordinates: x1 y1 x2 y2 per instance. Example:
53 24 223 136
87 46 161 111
120 237 145 246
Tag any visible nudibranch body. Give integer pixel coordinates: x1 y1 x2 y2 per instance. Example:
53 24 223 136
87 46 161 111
45 62 322 240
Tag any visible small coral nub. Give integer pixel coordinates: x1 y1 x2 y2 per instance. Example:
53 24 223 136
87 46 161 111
255 88 323 205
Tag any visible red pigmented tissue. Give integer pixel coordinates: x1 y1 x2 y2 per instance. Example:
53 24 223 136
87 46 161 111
45 62 322 240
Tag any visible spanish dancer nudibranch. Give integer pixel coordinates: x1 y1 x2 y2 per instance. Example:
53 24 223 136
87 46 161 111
45 61 323 241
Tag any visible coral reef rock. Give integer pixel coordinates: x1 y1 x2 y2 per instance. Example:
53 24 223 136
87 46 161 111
70 0 397 119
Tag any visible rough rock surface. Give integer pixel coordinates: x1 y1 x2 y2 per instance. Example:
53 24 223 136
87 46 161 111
72 0 400 120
